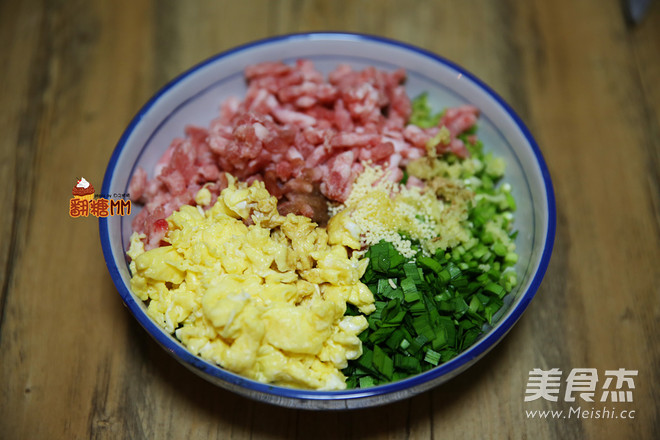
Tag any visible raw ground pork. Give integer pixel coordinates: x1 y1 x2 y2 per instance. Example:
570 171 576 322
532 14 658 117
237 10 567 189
130 59 479 250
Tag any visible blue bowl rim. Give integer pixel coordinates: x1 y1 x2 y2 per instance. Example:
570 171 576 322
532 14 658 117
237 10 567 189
99 31 556 403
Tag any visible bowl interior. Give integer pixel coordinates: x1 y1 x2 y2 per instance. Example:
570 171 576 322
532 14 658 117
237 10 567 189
100 33 555 409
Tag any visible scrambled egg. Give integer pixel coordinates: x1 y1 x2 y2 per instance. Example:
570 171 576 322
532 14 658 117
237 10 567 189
128 175 374 390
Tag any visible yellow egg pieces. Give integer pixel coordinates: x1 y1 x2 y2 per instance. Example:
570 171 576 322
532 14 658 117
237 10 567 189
127 175 374 390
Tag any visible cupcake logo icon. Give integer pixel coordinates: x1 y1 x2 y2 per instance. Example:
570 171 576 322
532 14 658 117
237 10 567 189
69 177 131 218
72 177 95 201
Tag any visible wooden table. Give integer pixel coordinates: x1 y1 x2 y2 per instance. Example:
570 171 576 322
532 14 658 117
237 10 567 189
1 1 658 438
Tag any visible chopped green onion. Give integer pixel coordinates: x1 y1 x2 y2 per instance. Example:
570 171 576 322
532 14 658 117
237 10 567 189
359 376 375 388
424 349 442 366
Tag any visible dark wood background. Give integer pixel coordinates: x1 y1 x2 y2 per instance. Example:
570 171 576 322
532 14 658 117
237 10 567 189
1 0 658 438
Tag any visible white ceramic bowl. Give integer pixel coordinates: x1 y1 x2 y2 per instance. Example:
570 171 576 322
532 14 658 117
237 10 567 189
100 32 556 410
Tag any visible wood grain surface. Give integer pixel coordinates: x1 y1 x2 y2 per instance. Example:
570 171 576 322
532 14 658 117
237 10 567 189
1 0 658 438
